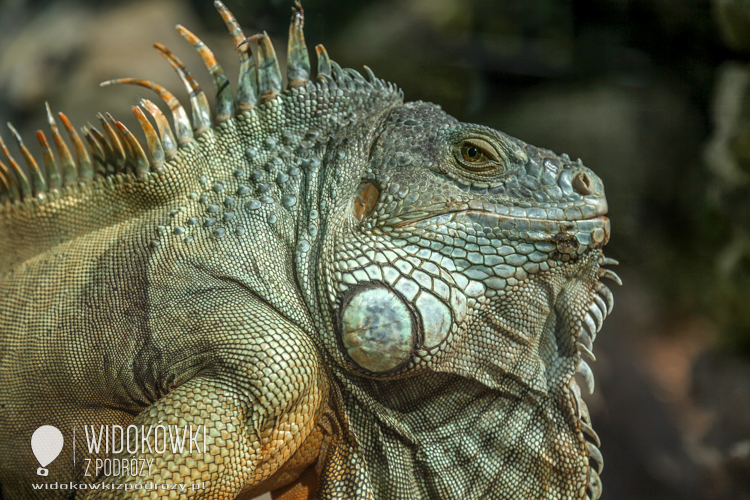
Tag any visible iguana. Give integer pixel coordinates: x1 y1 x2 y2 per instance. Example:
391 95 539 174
0 2 618 499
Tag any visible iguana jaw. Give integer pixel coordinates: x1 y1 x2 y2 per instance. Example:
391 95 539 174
389 190 609 227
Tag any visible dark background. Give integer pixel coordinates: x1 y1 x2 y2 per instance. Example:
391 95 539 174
1 0 749 498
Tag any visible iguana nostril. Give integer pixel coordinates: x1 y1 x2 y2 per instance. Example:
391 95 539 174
572 172 594 195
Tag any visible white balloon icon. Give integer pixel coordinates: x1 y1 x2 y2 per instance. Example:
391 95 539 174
31 425 64 476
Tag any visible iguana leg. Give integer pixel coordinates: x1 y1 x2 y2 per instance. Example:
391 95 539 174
83 293 327 498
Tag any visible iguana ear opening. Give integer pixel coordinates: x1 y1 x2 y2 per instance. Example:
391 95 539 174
340 284 416 373
353 182 380 221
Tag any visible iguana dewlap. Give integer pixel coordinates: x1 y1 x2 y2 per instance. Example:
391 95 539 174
0 2 619 499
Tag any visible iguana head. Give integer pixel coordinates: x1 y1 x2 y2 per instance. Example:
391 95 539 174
316 99 617 498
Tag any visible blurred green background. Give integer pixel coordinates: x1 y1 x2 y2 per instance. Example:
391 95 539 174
1 0 750 498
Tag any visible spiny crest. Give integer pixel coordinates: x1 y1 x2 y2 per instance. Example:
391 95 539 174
0 0 399 205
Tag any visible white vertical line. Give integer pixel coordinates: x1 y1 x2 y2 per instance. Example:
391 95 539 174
73 426 75 466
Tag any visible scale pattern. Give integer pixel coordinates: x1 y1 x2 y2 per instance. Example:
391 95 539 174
0 2 618 499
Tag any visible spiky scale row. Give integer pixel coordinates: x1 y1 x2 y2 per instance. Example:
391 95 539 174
176 24 235 122
0 133 31 199
0 0 395 206
98 113 126 172
7 123 46 196
132 106 165 173
85 124 114 176
287 2 311 89
364 66 384 90
115 121 150 178
58 112 93 182
0 160 18 200
99 78 194 146
35 131 61 191
245 32 284 104
45 104 76 187
214 0 259 112
154 43 212 135
80 126 103 176
317 45 332 78
140 99 178 159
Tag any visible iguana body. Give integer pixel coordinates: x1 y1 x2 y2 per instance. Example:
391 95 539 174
0 3 617 499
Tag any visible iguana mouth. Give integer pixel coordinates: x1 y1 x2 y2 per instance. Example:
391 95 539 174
390 206 609 227
393 209 610 252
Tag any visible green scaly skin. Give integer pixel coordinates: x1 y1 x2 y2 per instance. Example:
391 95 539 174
0 3 617 499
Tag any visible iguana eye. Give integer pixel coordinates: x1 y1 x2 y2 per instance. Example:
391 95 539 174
461 145 486 163
455 138 498 173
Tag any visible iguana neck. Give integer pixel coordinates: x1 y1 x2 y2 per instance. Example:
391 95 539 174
339 370 588 499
